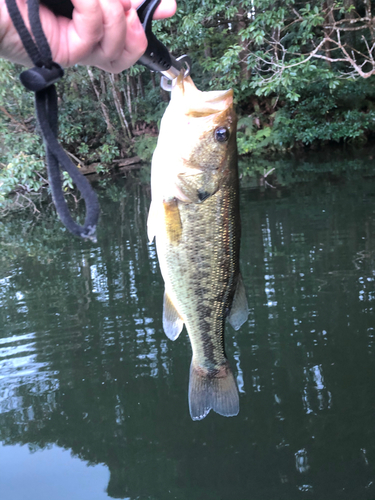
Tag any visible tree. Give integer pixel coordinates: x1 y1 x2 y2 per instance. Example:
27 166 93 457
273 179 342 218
2 0 375 210
242 1 375 97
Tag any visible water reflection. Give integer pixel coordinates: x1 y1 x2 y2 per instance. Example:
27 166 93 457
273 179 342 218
0 179 374 499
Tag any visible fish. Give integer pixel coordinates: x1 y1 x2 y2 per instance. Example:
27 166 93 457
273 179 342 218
147 74 248 420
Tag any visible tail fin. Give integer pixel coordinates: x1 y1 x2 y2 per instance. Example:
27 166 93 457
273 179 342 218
188 359 239 421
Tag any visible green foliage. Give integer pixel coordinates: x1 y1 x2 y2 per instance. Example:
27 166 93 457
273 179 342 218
237 116 273 154
1 0 375 213
132 135 159 185
270 77 375 150
0 152 44 213
0 60 46 207
96 136 120 164
133 135 158 164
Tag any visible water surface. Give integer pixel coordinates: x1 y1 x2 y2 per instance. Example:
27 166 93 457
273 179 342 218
0 176 374 500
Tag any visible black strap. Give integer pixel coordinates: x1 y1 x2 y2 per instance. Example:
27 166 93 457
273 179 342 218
5 0 100 241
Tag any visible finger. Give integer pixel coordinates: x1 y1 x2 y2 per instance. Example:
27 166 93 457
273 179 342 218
131 0 177 20
54 0 105 66
93 0 129 63
83 7 147 73
71 0 103 44
153 0 177 20
108 8 148 72
119 0 132 10
0 0 32 65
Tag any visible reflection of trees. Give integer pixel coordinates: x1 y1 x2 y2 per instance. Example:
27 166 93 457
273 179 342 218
0 188 194 498
0 183 374 499
241 147 375 187
238 181 375 497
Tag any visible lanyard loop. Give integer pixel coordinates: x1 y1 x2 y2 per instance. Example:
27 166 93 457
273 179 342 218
5 0 100 241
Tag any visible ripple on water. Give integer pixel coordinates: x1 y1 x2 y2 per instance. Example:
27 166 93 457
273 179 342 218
0 331 59 415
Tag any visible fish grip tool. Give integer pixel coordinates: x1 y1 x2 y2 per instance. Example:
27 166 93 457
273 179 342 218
136 0 191 88
42 0 192 84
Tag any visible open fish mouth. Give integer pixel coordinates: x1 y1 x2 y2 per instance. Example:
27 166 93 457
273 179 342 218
172 75 234 116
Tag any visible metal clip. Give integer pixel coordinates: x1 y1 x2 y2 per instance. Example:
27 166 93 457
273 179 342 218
160 55 192 91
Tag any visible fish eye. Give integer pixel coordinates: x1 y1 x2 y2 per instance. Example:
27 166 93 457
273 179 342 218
214 127 230 143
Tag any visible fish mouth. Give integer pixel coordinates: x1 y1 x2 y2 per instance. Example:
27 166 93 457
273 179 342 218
172 75 234 117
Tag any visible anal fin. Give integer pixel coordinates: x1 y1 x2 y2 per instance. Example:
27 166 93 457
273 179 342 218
228 273 248 331
163 291 183 340
189 359 239 421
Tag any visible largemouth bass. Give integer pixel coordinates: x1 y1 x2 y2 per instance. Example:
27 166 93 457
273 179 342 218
148 74 248 420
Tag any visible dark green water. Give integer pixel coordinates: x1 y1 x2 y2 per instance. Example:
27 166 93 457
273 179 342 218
0 176 374 500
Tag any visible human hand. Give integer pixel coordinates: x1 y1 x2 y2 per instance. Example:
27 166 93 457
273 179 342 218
0 0 177 72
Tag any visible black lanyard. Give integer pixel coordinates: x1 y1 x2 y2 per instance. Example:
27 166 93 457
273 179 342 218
5 0 99 241
5 0 190 241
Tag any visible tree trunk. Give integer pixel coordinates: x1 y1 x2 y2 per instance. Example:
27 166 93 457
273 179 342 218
204 39 212 59
108 73 132 141
124 72 133 125
363 0 374 44
323 0 335 68
343 0 356 47
138 74 145 99
236 7 250 80
87 68 114 134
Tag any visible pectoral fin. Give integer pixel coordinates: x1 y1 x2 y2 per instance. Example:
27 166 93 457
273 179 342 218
228 274 248 331
163 291 183 340
147 200 156 242
163 199 182 245
148 199 183 244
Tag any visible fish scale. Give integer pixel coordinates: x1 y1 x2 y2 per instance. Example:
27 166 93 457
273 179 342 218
181 189 237 363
